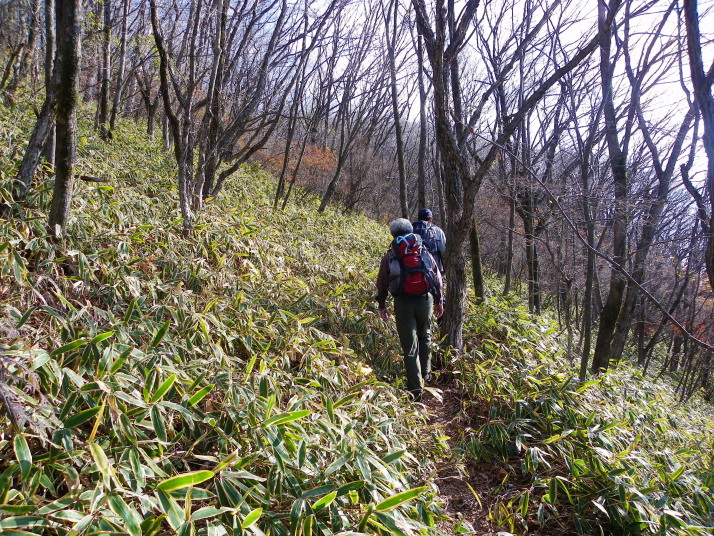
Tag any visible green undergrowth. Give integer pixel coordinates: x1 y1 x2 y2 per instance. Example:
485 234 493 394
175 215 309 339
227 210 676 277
2 95 714 536
453 298 714 535
0 103 438 535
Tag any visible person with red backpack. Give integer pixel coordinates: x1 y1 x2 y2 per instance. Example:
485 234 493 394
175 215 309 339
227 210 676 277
412 208 446 275
413 207 447 329
376 218 444 401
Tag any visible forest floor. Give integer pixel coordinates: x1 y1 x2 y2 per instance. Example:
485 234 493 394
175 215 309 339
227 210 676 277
421 377 500 535
421 374 569 536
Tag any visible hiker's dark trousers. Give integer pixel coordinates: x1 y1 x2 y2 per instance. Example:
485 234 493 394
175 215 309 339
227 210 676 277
394 293 433 397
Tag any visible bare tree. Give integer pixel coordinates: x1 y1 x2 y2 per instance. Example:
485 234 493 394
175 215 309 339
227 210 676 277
593 0 694 371
97 0 112 139
590 0 633 372
210 0 341 199
48 0 82 238
319 6 391 212
568 90 605 379
411 0 621 348
149 0 200 233
383 0 408 218
108 0 130 136
14 0 58 200
1 0 41 102
44 0 56 165
682 0 714 291
413 24 429 210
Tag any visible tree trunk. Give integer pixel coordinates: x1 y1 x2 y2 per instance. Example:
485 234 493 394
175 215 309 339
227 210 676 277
137 72 159 138
592 0 629 373
162 112 169 150
556 273 574 362
635 296 646 366
147 95 159 137
14 0 58 200
274 0 311 208
683 0 714 292
97 0 111 139
15 93 58 199
667 336 683 374
319 153 349 213
516 188 541 315
44 0 57 166
4 0 41 101
282 129 311 210
48 0 81 238
527 214 542 314
274 98 300 207
609 194 678 363
416 35 428 210
199 0 228 202
440 161 469 351
108 0 129 136
503 196 515 296
470 216 485 302
579 176 596 380
434 144 446 227
149 0 194 232
386 0 408 218
0 46 24 93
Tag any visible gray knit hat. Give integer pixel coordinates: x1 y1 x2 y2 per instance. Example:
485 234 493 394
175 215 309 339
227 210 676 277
388 218 413 237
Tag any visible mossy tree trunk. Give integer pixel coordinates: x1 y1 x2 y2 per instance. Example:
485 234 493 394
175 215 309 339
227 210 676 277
47 0 81 238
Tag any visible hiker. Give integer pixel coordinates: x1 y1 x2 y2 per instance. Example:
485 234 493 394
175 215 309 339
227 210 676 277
413 208 447 329
412 208 446 275
376 218 444 401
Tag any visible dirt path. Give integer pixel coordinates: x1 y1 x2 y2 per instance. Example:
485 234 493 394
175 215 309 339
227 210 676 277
421 378 502 535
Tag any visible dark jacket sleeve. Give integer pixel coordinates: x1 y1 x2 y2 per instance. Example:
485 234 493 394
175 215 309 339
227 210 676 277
435 226 447 256
429 252 444 305
376 252 391 309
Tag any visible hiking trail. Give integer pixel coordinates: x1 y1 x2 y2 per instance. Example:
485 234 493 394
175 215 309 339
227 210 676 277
422 380 498 535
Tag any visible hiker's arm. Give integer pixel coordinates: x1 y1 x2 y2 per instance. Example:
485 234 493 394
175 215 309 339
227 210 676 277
376 254 390 311
433 263 444 306
436 228 447 256
433 264 444 318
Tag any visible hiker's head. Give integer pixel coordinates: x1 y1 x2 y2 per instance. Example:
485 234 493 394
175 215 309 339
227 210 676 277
389 218 413 237
418 208 433 221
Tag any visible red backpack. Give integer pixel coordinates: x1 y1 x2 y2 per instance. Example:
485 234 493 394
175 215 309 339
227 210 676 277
388 233 435 296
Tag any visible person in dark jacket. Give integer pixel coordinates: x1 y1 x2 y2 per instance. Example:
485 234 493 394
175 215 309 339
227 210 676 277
376 218 444 401
412 208 446 274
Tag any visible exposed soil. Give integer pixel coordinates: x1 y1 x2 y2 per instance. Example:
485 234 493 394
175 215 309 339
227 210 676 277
420 376 501 535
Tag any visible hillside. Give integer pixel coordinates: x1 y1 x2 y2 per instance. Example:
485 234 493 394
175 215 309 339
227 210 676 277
1 102 714 535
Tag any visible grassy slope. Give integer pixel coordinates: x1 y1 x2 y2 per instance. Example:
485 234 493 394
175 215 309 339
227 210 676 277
1 104 439 535
1 98 713 536
450 301 714 534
